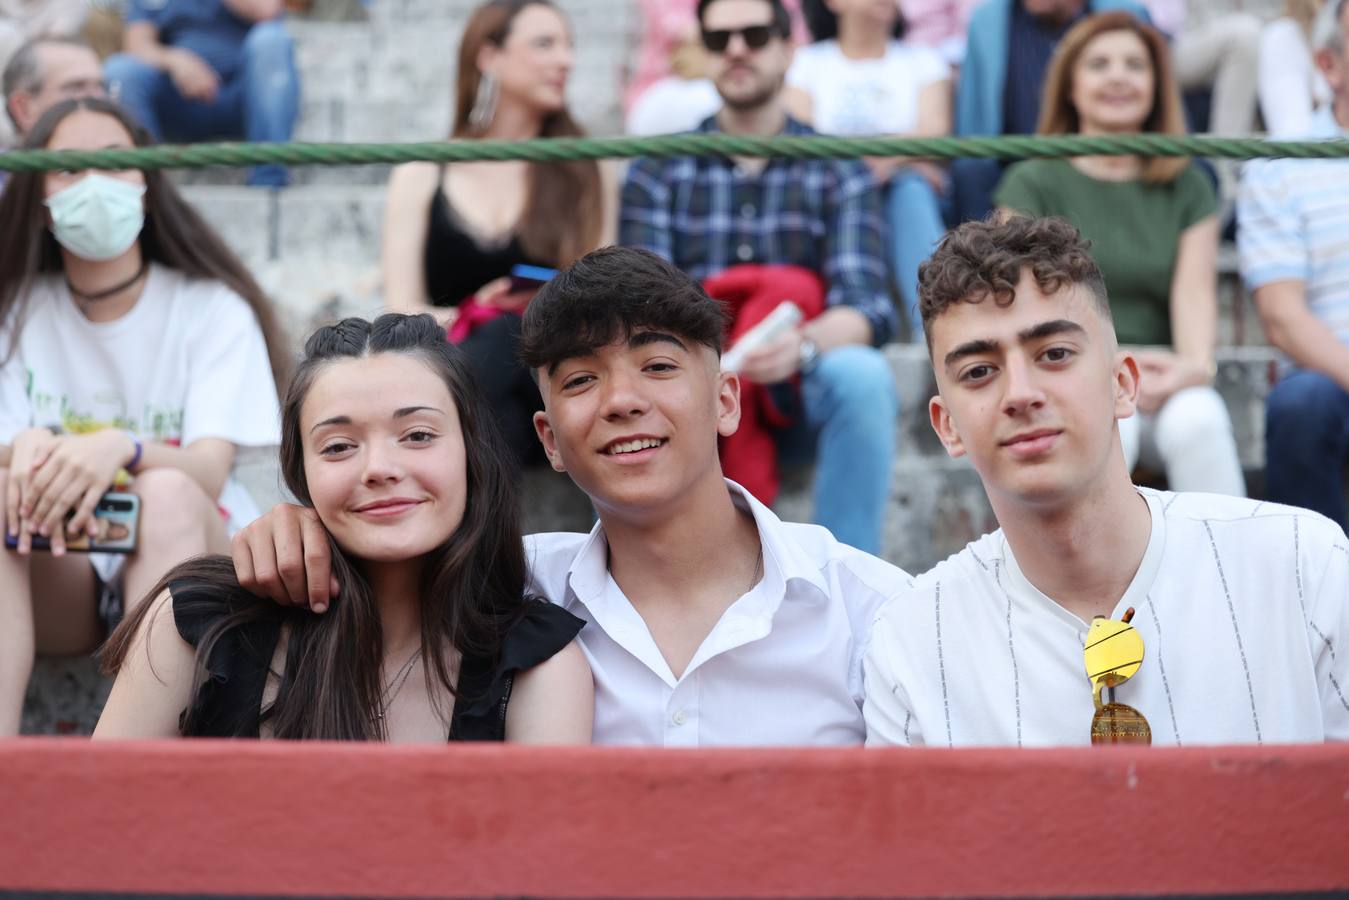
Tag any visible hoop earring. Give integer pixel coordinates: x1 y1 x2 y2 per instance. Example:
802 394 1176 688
468 72 498 133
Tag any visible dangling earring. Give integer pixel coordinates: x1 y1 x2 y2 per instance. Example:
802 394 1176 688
468 72 498 133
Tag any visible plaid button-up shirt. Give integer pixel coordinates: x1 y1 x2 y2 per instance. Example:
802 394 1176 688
619 116 896 346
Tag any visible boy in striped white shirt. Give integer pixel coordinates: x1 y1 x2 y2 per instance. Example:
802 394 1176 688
864 216 1349 747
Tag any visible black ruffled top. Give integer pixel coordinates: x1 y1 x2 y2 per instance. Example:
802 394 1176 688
170 579 584 741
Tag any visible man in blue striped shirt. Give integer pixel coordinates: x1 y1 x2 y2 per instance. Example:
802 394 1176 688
619 0 899 555
1238 0 1349 527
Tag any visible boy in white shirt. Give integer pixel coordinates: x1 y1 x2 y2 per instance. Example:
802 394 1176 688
232 247 910 745
865 216 1349 747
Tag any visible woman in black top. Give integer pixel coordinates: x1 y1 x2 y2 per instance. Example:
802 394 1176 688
94 314 593 742
381 0 612 465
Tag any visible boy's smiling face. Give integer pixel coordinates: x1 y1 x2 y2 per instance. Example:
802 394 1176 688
927 268 1140 510
532 329 742 520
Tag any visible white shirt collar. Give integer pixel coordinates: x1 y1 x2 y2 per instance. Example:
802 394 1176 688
565 479 829 603
999 488 1167 630
561 479 831 687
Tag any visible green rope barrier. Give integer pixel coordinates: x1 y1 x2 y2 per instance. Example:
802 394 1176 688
4 133 1349 173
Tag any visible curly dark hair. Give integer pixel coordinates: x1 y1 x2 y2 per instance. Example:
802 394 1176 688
917 215 1111 349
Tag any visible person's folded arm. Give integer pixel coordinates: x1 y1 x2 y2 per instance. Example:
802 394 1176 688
122 20 175 70
1236 157 1347 384
1254 280 1349 394
124 19 220 101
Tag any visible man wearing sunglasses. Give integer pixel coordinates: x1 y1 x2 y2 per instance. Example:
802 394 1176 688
864 215 1349 747
619 0 899 558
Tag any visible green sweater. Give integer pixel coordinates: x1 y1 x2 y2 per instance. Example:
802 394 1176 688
994 158 1216 346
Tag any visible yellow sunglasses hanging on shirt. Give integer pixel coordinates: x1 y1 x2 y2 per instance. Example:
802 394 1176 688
1083 607 1152 745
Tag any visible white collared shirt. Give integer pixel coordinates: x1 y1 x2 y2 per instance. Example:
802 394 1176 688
525 481 912 746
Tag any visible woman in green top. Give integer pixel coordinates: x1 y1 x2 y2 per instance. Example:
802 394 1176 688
994 11 1244 497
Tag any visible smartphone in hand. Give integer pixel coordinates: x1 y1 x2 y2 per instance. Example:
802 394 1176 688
4 491 139 554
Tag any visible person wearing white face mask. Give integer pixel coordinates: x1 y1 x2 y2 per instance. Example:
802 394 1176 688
0 96 289 737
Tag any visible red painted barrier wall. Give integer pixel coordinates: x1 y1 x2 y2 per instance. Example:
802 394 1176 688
0 739 1346 898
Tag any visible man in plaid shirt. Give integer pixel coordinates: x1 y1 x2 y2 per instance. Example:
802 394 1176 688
619 0 900 554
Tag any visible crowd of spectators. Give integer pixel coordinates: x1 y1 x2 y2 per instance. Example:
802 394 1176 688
1 0 1348 742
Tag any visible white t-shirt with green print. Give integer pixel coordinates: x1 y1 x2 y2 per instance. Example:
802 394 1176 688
0 263 280 535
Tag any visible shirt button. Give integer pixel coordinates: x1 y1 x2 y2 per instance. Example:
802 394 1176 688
740 203 756 218
736 243 753 261
672 710 688 726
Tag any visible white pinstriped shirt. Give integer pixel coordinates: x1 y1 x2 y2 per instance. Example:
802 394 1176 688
865 489 1349 747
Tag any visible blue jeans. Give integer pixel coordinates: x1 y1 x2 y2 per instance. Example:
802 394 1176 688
1265 369 1349 527
886 169 946 342
775 345 898 554
105 21 299 187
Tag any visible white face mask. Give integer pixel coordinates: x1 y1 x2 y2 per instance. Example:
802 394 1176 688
44 173 146 262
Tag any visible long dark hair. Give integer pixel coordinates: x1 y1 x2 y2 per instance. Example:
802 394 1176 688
0 97 290 390
102 314 533 740
451 0 603 266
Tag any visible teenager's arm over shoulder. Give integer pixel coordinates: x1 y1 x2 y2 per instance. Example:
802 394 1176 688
1307 521 1349 741
504 641 594 744
863 600 922 747
93 591 195 739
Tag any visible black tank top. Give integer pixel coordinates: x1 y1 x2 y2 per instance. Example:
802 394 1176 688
422 167 551 307
170 578 584 741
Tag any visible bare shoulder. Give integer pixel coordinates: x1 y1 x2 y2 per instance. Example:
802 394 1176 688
387 162 442 200
124 590 190 667
92 590 197 739
504 640 593 744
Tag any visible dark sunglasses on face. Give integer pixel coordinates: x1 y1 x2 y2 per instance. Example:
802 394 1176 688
700 24 779 53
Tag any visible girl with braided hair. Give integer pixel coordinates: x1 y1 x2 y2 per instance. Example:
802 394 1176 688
95 313 593 743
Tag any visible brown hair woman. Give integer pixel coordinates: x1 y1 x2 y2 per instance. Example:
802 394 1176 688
380 0 614 465
994 11 1245 498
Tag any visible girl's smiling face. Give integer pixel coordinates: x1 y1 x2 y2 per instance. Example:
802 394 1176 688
300 353 468 562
